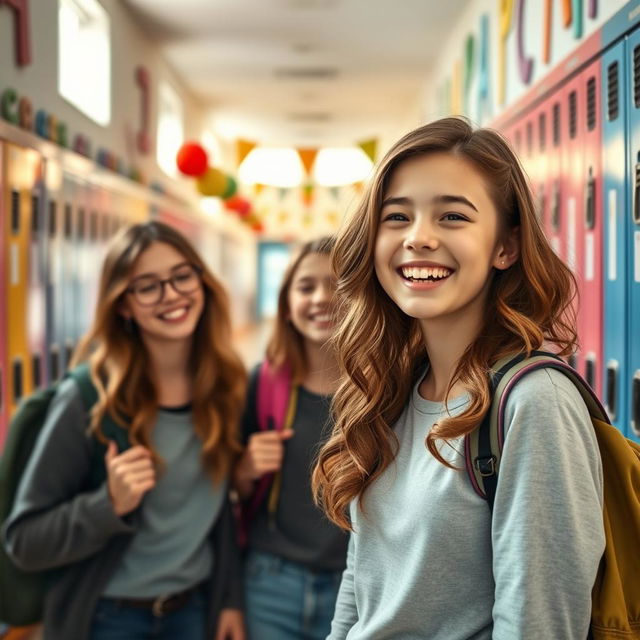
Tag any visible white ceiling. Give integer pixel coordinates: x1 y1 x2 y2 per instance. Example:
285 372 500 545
123 0 470 147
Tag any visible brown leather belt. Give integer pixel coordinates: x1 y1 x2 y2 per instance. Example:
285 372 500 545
105 584 201 617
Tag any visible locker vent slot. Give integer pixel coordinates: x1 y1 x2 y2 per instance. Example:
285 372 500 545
538 112 546 151
11 190 20 234
569 90 577 139
633 374 640 436
607 61 619 121
13 359 23 404
536 185 545 224
585 357 595 390
64 204 73 239
102 214 111 241
90 211 98 242
50 345 60 382
586 77 596 131
585 167 595 230
605 363 617 421
634 45 640 107
552 103 560 146
32 353 42 389
48 201 57 237
77 207 86 241
31 194 40 234
526 121 533 155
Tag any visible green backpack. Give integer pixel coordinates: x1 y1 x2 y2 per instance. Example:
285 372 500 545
466 351 640 640
0 364 128 626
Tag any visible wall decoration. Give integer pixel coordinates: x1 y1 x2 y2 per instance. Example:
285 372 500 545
176 141 208 177
135 66 151 154
236 138 256 166
357 139 377 163
297 148 318 176
0 0 31 66
196 167 227 196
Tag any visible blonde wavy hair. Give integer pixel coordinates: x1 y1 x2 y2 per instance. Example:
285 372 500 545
312 117 577 530
265 236 335 383
72 221 246 482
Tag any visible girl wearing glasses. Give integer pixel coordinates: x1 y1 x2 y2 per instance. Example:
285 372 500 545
233 237 348 640
4 222 247 640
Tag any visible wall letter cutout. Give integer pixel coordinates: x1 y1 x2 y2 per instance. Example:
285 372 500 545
0 0 31 66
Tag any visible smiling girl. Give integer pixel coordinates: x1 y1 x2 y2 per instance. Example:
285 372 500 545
233 236 348 640
313 118 605 639
4 222 247 640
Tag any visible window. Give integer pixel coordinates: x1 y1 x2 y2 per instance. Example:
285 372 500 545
58 0 111 126
156 83 184 176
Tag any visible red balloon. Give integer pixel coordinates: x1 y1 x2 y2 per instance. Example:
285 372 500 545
176 142 208 176
224 195 251 217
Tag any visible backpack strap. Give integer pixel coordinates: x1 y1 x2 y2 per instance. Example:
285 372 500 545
67 363 130 453
242 361 297 533
465 350 608 511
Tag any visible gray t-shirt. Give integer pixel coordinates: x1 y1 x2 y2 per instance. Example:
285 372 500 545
103 406 225 598
328 368 605 640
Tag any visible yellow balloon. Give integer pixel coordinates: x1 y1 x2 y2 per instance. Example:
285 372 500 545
196 167 227 196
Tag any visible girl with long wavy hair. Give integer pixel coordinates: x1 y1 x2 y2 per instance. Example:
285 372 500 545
232 236 348 640
4 221 247 640
312 117 605 639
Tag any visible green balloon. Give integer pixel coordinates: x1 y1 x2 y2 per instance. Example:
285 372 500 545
222 176 238 199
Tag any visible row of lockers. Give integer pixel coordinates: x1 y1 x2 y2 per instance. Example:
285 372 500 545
500 29 640 441
0 139 204 444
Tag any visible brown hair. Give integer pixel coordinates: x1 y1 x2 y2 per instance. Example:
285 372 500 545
72 221 246 482
265 236 335 383
312 116 577 529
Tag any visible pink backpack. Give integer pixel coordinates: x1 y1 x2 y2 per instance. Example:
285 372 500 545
238 360 297 545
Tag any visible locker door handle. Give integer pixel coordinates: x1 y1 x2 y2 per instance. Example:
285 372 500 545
632 372 640 437
585 168 595 230
605 361 618 422
13 358 23 404
585 355 596 390
552 181 560 231
634 164 640 225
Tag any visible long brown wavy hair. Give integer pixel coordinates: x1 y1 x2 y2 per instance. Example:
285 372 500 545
265 236 335 383
312 117 578 530
72 221 246 482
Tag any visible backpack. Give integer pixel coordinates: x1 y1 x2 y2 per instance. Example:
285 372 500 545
0 364 128 627
465 351 640 640
238 360 298 545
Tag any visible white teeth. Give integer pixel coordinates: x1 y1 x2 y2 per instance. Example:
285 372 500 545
161 307 188 320
401 266 451 281
313 314 331 322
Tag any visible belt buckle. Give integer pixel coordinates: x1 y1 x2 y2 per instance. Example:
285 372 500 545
152 594 170 617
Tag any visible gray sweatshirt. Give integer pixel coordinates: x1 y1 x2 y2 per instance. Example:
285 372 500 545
328 367 605 640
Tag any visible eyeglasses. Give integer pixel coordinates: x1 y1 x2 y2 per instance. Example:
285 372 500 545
126 264 202 306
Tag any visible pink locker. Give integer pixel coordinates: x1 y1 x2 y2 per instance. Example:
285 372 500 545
577 60 603 396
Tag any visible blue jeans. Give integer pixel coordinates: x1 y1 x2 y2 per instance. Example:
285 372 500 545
89 589 206 640
244 550 342 640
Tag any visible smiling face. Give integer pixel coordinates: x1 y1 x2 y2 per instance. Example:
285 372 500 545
374 152 518 331
120 241 205 349
287 252 336 347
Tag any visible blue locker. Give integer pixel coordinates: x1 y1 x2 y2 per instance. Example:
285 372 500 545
627 27 640 441
602 40 629 435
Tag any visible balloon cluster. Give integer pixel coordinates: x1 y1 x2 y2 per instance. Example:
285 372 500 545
176 142 260 231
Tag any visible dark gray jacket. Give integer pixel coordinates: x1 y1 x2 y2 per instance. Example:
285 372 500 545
2 379 242 640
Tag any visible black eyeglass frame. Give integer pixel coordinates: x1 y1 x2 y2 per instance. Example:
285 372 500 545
125 264 203 306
